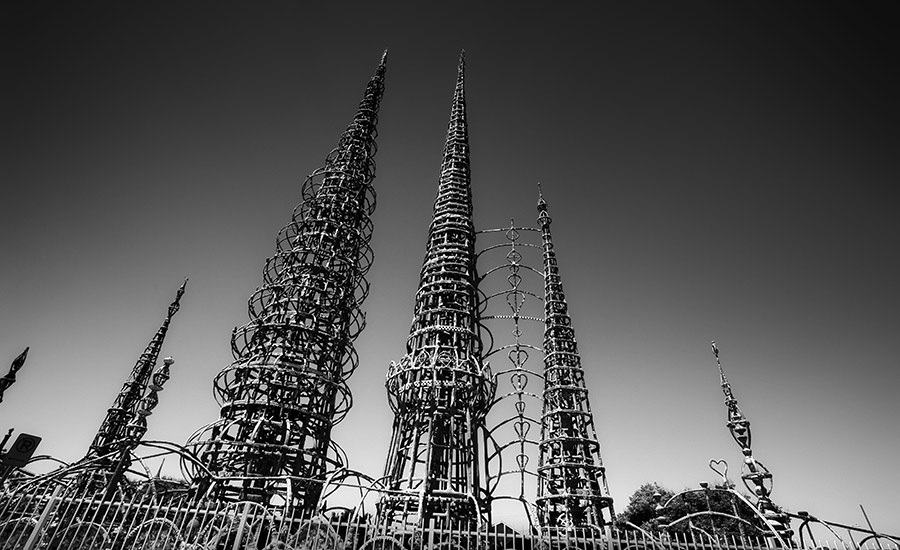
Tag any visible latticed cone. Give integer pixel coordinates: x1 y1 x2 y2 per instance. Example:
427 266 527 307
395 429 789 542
379 53 495 527
186 53 386 511
535 195 614 529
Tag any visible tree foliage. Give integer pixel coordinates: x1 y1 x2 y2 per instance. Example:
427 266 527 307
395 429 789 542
616 482 768 537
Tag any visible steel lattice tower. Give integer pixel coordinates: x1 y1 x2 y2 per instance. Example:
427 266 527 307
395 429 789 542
379 53 495 526
188 52 387 510
712 342 793 544
82 280 186 492
535 190 614 529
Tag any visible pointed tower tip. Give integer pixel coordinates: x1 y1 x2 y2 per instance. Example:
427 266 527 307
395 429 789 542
712 341 728 385
168 278 188 317
380 49 388 66
537 182 546 204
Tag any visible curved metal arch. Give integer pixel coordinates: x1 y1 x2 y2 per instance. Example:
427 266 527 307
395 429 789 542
479 262 546 282
657 486 790 548
123 517 186 549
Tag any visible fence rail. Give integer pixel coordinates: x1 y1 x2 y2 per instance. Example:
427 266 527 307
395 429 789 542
0 484 895 550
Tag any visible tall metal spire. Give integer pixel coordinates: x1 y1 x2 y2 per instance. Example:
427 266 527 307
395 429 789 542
379 52 495 526
535 187 614 529
712 342 793 543
188 52 387 510
83 279 186 490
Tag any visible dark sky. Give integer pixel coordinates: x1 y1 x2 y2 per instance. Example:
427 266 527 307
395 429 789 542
2 1 898 534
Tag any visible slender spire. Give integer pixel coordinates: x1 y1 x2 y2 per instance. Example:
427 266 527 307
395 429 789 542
0 347 29 404
536 187 614 529
188 53 387 510
712 342 793 543
379 52 494 526
83 279 186 489
713 341 750 449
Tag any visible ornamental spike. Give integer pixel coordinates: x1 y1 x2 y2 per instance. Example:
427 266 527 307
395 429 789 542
712 342 793 543
379 54 495 527
536 188 614 529
188 54 387 511
0 347 29 404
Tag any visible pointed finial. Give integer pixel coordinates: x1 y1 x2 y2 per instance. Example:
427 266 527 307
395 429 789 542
380 49 388 66
537 183 551 227
10 347 28 373
537 182 547 208
456 51 466 83
0 347 29 403
168 278 188 318
712 340 728 385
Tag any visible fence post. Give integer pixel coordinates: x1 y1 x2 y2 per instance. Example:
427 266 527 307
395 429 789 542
22 483 63 550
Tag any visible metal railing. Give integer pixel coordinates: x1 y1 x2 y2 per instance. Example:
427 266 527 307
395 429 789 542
1 483 896 550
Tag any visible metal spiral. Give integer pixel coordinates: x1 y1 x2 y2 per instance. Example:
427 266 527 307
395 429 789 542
186 52 387 511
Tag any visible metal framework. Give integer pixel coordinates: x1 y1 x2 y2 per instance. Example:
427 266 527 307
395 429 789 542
80 280 186 492
187 52 387 511
379 53 495 527
712 342 793 543
478 222 545 528
535 189 614 529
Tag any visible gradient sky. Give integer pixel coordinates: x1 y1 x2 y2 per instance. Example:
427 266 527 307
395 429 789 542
2 1 898 536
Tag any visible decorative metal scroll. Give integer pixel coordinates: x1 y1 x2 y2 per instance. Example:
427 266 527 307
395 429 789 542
186 52 387 512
